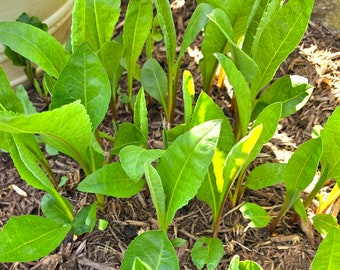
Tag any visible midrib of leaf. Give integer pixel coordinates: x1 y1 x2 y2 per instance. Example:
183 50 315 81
2 224 68 257
252 9 304 94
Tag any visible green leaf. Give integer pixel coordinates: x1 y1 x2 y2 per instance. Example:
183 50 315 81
250 0 314 96
123 0 153 80
311 228 340 270
0 215 71 262
98 219 109 231
0 68 24 113
153 0 177 67
240 203 271 228
222 125 263 199
200 19 227 92
177 3 213 61
71 202 97 235
0 102 93 170
112 123 146 154
144 163 166 229
120 146 165 182
208 9 258 82
215 53 252 137
0 22 69 78
41 194 73 224
120 230 179 270
99 40 124 80
157 120 221 229
320 107 340 182
78 162 145 198
8 134 55 192
243 0 281 55
313 214 340 235
246 163 285 190
191 237 224 270
284 138 322 192
50 43 111 130
72 0 121 52
182 70 195 124
141 58 168 114
191 91 234 154
252 75 313 119
247 102 282 166
229 254 263 270
134 88 148 139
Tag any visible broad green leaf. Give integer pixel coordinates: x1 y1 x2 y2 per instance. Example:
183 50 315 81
215 53 252 137
144 163 166 229
244 0 281 55
208 9 258 82
0 102 93 170
50 43 111 130
250 0 314 96
252 75 313 119
123 0 153 82
0 68 24 113
191 237 224 270
134 88 148 139
246 163 285 190
153 0 177 67
141 58 168 114
112 123 146 154
120 145 165 182
163 123 190 148
99 40 124 80
72 0 121 52
293 198 307 221
284 138 322 192
133 257 152 270
200 0 257 42
245 102 282 166
0 215 71 262
311 228 340 270
313 214 340 235
78 162 145 198
320 107 340 182
191 91 234 154
157 120 221 229
200 19 227 92
240 203 271 228
8 134 55 192
71 202 97 235
222 125 263 197
121 230 179 270
0 22 69 78
98 219 109 231
182 70 195 124
177 3 213 61
41 194 74 224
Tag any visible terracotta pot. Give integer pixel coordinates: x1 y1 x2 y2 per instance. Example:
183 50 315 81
0 0 73 87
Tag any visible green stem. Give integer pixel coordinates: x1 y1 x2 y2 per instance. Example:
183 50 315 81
230 168 247 208
269 190 299 232
166 65 174 125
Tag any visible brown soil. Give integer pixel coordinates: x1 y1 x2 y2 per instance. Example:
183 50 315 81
1 1 339 269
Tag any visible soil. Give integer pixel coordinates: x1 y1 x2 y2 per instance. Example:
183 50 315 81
1 1 340 270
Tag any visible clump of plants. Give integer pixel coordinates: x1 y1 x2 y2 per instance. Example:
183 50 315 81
0 0 339 269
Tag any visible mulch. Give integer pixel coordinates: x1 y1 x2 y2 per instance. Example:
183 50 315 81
0 1 339 269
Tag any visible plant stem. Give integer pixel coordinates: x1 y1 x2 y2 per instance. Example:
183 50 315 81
167 66 175 125
50 189 74 222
